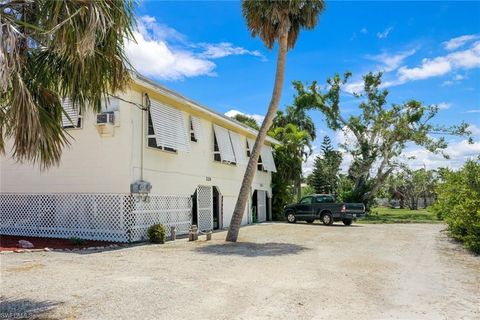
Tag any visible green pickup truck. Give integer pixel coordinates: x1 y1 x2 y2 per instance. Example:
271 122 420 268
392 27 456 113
283 194 365 226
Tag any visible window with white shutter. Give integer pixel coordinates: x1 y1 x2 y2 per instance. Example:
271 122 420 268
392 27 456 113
229 131 248 165
190 116 202 142
61 98 82 129
261 145 277 172
213 124 236 164
147 99 191 153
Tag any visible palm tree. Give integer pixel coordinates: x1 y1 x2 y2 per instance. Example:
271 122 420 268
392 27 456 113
0 0 134 168
226 0 325 242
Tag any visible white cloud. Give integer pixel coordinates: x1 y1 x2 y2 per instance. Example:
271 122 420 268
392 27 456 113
360 28 368 34
437 102 451 110
395 41 480 83
367 49 416 72
443 34 480 51
199 42 265 60
463 109 480 114
225 109 265 125
401 139 480 170
126 15 265 80
344 80 364 94
377 26 394 39
126 31 216 80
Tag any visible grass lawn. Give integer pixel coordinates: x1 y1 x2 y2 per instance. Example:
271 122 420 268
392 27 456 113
358 206 442 224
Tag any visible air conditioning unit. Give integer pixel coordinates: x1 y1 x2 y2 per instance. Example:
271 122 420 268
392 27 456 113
97 112 114 125
95 111 119 136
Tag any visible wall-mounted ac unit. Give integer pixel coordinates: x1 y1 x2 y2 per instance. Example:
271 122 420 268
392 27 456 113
95 111 119 136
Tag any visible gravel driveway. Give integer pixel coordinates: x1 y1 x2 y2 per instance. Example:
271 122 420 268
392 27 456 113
1 223 479 319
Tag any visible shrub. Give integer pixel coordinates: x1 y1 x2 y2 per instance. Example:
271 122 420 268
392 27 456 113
69 237 86 245
431 160 480 254
147 223 166 244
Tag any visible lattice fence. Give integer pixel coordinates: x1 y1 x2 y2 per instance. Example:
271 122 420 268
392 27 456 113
0 193 192 243
129 195 192 242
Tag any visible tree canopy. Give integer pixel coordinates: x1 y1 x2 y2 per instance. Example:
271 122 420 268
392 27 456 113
0 0 134 168
310 136 342 195
231 114 260 130
293 72 470 205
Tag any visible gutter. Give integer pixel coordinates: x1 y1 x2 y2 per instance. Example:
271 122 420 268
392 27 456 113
130 71 282 146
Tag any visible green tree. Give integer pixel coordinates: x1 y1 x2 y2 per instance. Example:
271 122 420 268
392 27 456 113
270 123 311 219
1 0 134 167
292 72 470 207
227 0 325 242
272 104 316 199
431 159 480 253
310 136 342 195
386 166 437 210
231 113 260 130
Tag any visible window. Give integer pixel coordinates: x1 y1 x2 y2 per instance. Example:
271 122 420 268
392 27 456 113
300 197 313 204
315 195 335 203
147 99 190 153
190 120 197 142
246 139 251 157
213 125 236 164
190 116 202 142
213 134 221 162
61 98 82 129
147 109 177 152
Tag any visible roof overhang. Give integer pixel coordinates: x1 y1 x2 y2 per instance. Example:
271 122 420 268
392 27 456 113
130 72 281 146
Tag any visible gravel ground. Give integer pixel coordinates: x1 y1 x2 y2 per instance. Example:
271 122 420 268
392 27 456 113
1 223 479 320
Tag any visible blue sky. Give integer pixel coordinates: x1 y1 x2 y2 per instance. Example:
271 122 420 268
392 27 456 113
129 1 480 172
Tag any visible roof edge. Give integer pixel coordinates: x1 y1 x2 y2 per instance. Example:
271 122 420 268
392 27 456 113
130 72 281 146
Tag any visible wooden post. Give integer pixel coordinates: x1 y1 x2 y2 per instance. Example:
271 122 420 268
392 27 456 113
206 231 212 241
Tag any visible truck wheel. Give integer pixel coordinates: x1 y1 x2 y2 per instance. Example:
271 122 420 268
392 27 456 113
342 219 353 226
306 219 314 224
286 212 296 223
321 212 333 226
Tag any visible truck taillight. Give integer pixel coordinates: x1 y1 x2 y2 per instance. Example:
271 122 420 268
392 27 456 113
341 205 346 213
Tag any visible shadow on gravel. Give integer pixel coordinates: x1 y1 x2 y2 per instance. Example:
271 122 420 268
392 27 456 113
0 297 61 319
195 242 309 257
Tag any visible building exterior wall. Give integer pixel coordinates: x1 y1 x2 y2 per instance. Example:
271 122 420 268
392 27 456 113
0 81 273 228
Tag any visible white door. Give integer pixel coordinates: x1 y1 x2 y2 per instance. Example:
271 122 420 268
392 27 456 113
197 185 213 231
257 190 267 222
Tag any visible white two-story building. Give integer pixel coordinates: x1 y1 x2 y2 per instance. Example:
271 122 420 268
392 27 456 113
0 72 278 242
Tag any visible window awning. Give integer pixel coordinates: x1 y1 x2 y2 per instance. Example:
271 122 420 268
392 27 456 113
229 131 248 165
191 116 203 141
261 145 277 172
213 124 236 163
150 99 191 152
61 98 79 127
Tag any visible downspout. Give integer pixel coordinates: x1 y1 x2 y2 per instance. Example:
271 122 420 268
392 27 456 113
141 93 151 181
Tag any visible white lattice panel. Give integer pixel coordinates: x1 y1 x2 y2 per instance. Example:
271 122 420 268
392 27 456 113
0 193 131 242
257 190 267 222
0 193 193 243
197 186 213 232
129 195 192 242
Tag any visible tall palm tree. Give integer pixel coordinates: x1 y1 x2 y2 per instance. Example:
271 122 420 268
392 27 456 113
0 0 134 168
226 0 325 242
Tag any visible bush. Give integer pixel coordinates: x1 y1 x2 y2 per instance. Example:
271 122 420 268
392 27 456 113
431 160 480 254
69 237 86 245
147 223 166 244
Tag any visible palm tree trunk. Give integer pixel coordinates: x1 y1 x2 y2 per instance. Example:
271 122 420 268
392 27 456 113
226 30 289 242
